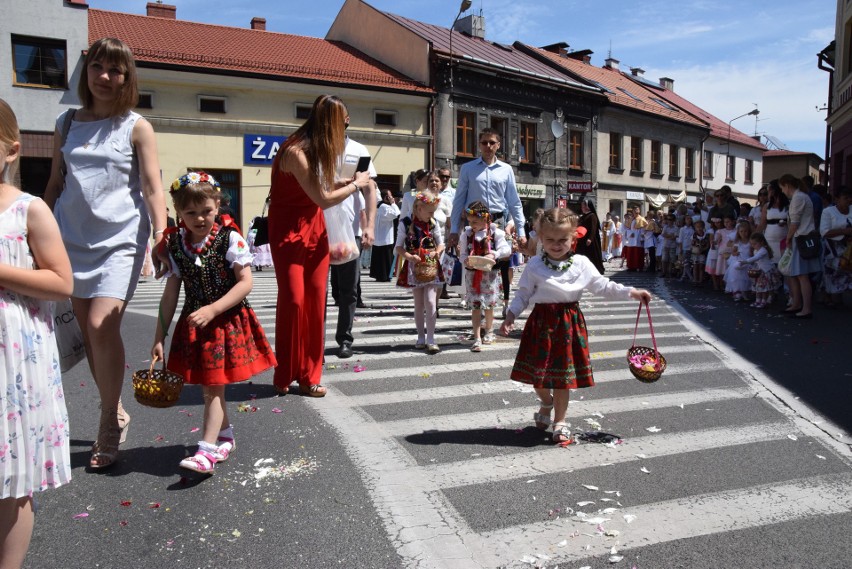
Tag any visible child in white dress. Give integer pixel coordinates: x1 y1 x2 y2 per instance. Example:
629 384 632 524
459 201 510 352
0 99 73 567
724 221 754 301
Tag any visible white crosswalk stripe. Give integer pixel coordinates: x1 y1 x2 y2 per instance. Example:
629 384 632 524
130 266 852 569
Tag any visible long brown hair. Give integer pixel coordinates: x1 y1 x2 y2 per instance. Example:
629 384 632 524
279 94 347 193
78 38 139 116
0 98 21 183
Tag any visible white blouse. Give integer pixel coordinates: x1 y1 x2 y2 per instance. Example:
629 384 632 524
374 202 400 246
459 223 511 263
508 254 634 318
819 205 852 241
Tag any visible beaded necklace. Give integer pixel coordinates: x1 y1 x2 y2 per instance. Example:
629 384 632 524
182 223 219 265
541 252 574 272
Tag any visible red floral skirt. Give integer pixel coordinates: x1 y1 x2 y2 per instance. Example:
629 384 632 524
510 302 594 389
167 304 277 385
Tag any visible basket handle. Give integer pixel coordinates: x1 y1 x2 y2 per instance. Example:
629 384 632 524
631 302 661 371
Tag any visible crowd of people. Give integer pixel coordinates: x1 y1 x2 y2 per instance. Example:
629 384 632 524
597 180 852 317
1 35 849 569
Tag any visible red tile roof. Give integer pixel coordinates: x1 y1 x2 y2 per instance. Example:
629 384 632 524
632 77 766 151
517 43 708 130
67 0 88 5
763 150 820 158
383 13 597 93
88 9 431 94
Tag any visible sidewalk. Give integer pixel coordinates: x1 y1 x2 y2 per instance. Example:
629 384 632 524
608 263 851 440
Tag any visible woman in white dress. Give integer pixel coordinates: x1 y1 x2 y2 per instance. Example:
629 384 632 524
44 39 168 469
758 180 789 259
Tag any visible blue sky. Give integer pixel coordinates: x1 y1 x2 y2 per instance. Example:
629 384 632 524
87 0 835 157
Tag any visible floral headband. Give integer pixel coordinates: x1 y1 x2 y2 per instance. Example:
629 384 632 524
465 207 490 219
415 192 440 205
169 171 221 194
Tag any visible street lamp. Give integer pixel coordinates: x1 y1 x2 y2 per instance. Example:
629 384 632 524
447 0 472 108
726 108 760 153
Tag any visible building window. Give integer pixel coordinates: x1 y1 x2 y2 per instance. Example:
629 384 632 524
569 130 584 169
668 145 679 177
198 96 227 114
745 159 754 184
490 116 507 160
198 169 241 223
519 122 536 163
726 155 735 181
685 149 696 180
294 103 312 120
630 136 643 172
609 132 622 170
136 91 153 110
703 149 713 178
456 111 476 157
374 110 397 126
12 35 67 88
650 140 662 175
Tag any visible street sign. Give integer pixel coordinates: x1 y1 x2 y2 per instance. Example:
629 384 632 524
567 181 593 192
244 134 287 165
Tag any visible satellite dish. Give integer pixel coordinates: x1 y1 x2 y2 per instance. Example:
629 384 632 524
551 119 564 139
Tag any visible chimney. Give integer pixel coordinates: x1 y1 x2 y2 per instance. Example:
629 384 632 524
540 42 570 56
251 17 266 30
630 67 645 77
604 57 619 70
454 14 485 39
566 49 594 63
146 2 176 19
659 77 674 91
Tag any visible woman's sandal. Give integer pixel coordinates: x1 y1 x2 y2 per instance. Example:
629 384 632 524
299 384 327 398
180 449 217 474
90 405 130 470
533 402 554 430
552 422 573 445
213 436 235 462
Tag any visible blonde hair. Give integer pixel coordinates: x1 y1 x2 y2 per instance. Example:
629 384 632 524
539 207 578 235
79 38 139 116
0 98 21 183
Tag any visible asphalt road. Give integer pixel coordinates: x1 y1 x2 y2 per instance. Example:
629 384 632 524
24 264 852 569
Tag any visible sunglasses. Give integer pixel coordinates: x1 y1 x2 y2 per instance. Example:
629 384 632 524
480 140 499 146
439 175 451 179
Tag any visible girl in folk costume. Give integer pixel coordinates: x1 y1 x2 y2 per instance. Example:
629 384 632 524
395 188 445 354
618 212 632 268
724 220 754 301
152 172 277 474
500 209 651 444
744 232 782 308
459 201 510 352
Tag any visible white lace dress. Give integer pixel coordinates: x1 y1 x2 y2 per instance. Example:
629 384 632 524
0 194 72 498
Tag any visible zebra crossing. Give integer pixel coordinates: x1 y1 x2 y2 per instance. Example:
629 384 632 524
130 267 852 569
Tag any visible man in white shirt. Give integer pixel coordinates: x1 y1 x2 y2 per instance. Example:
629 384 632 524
331 121 378 359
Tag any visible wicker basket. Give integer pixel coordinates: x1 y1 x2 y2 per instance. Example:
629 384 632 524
132 357 184 408
747 268 762 279
412 237 438 283
627 303 666 383
627 346 667 383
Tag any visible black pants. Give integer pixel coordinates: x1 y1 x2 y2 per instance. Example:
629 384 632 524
330 245 361 347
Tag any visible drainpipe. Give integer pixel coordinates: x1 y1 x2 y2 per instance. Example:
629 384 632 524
818 47 834 188
698 130 710 201
427 95 436 170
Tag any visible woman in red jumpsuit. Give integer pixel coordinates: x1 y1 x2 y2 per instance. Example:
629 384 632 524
268 95 372 397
